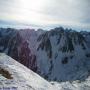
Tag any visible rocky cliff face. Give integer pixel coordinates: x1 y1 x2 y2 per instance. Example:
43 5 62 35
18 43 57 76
0 27 90 82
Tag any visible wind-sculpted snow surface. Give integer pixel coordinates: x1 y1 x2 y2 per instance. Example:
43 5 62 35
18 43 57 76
0 27 90 82
0 53 57 90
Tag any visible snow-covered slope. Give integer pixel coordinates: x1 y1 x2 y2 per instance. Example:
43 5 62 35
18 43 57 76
51 77 90 90
1 53 90 90
0 53 57 90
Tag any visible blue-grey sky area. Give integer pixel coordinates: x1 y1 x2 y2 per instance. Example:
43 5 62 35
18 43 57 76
0 0 90 30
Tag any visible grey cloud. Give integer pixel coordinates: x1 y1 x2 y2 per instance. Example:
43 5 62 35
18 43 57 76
0 0 90 29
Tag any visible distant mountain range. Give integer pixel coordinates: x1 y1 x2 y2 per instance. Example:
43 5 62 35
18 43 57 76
0 27 90 82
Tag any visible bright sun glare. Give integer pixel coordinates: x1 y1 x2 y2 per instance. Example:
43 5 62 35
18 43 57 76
16 0 46 24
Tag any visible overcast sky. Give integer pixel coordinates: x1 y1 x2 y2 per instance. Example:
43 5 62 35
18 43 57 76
0 0 90 30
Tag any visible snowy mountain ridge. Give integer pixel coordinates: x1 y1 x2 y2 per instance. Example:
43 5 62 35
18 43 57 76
0 27 90 82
